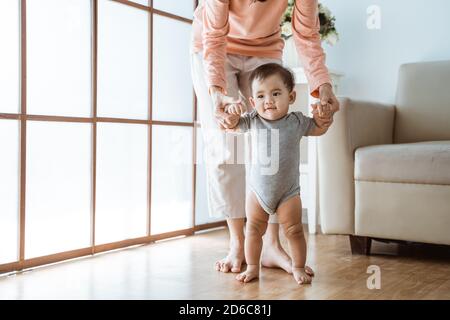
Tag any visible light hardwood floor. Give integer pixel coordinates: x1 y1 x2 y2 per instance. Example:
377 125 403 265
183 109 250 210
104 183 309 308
0 227 449 299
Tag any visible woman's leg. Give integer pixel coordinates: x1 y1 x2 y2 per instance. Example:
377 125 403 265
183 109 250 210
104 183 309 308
191 52 246 272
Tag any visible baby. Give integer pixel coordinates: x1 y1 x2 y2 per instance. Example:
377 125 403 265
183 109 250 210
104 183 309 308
224 63 333 285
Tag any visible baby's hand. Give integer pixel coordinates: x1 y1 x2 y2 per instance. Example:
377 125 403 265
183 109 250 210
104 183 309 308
225 101 245 115
226 92 248 115
311 102 333 119
312 103 333 128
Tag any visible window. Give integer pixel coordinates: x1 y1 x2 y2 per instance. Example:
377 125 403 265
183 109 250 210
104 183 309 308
0 120 20 264
0 0 20 114
152 15 193 122
96 123 148 244
0 0 221 275
25 121 91 258
27 0 91 117
97 0 149 120
151 125 193 234
153 0 194 20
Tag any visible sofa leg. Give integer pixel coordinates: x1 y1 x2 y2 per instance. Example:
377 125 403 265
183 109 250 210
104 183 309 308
349 235 372 255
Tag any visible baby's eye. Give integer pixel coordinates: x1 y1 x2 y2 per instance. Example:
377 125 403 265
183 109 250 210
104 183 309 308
273 92 281 96
257 95 264 99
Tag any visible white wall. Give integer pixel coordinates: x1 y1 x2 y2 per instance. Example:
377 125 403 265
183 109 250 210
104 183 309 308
320 0 450 104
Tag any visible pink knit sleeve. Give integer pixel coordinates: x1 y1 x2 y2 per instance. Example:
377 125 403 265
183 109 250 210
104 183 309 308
292 0 331 98
202 0 230 95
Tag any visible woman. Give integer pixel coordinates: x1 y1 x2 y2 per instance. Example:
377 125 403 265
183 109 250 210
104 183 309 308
190 0 339 274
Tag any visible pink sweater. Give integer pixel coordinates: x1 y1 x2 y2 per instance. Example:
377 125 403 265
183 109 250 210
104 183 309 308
191 0 331 98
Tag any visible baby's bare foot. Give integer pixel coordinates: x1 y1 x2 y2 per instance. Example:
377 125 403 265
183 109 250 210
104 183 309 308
236 265 259 283
292 267 312 285
215 240 245 273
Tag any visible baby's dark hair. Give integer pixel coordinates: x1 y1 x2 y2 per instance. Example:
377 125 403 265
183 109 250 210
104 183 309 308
249 63 295 94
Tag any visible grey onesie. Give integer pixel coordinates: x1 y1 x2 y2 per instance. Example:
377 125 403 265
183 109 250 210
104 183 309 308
237 109 314 215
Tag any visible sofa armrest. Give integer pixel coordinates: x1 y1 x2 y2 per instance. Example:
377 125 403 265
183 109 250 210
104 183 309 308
318 97 395 234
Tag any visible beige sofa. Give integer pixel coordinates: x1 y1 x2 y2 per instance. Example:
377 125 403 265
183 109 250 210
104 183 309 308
318 60 450 254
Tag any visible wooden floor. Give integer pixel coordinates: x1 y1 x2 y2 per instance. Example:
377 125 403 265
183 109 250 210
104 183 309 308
0 226 449 299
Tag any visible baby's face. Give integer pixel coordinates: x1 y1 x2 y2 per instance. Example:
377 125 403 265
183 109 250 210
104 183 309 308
249 74 296 121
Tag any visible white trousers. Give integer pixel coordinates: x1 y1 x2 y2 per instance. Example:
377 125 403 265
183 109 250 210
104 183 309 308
190 51 282 220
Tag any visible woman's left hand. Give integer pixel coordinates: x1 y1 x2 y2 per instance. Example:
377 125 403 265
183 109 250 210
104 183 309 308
317 83 340 117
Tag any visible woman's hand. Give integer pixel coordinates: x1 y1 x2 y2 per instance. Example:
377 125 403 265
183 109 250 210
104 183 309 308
224 113 241 132
317 83 340 117
210 86 244 129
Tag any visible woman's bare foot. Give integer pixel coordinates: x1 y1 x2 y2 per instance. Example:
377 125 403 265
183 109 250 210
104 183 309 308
236 264 259 283
261 243 293 273
261 243 315 277
261 224 314 276
292 267 312 285
215 239 245 273
305 265 315 277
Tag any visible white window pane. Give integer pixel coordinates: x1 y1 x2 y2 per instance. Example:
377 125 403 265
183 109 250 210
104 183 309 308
96 123 148 244
129 0 148 6
0 0 20 114
153 15 193 122
153 0 194 20
27 0 91 117
25 121 91 258
195 128 222 225
0 120 20 263
98 0 149 120
151 125 193 234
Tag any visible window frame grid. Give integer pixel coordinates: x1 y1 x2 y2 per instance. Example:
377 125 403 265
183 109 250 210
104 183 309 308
0 0 225 275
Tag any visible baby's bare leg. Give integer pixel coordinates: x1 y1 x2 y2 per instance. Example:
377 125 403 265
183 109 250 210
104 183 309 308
236 191 269 283
277 195 312 285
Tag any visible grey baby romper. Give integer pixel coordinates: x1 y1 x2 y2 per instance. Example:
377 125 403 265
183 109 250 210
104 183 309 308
237 109 314 215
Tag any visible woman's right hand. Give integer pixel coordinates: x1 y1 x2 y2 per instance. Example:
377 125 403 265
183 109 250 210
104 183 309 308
210 86 244 129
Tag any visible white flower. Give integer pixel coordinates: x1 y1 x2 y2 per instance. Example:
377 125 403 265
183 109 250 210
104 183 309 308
281 22 292 38
281 2 339 44
325 32 338 46
319 5 332 18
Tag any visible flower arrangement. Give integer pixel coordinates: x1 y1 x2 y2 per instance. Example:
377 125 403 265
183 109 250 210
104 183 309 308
280 1 339 46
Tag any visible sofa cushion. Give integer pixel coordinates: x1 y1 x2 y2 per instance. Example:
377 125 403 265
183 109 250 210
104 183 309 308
395 60 450 143
355 141 450 185
355 181 450 245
